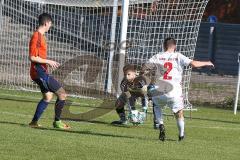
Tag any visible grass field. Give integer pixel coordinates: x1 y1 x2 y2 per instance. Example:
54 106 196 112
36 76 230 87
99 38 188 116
0 90 240 160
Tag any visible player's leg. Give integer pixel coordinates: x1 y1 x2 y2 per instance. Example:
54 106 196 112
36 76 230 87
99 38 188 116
171 97 185 141
152 102 158 129
152 96 166 141
128 95 136 110
147 97 158 129
141 96 148 113
137 96 148 123
29 79 53 128
147 85 160 129
174 109 185 141
47 76 70 129
128 96 141 123
152 96 165 125
111 94 127 125
54 87 67 121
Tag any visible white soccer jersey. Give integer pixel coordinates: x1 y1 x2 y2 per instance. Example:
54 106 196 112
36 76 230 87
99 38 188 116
148 51 192 98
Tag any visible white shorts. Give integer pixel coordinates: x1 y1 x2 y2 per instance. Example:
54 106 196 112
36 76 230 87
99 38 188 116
152 94 184 113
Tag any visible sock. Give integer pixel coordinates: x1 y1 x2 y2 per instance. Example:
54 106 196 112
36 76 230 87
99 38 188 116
142 96 148 112
32 99 49 122
177 118 185 137
55 99 65 121
116 107 126 121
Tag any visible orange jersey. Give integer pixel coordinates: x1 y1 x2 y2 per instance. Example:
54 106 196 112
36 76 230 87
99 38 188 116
29 31 48 80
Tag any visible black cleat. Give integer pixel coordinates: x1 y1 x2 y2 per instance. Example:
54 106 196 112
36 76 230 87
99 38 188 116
111 120 127 125
178 136 185 141
159 124 166 141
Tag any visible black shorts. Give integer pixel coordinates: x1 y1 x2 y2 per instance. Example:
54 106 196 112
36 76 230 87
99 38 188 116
33 76 62 93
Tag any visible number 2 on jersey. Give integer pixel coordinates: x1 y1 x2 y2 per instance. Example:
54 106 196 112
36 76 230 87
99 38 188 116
163 62 172 80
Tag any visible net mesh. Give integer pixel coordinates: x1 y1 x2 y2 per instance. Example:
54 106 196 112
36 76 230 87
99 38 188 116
0 0 209 108
0 0 122 98
125 0 208 109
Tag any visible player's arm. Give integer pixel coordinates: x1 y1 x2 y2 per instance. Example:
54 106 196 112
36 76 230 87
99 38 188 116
29 56 60 69
141 61 166 86
128 76 148 95
140 62 157 81
141 62 156 73
190 60 214 68
179 53 214 68
120 79 131 98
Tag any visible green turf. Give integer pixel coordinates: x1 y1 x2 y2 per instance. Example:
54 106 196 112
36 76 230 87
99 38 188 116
0 91 240 160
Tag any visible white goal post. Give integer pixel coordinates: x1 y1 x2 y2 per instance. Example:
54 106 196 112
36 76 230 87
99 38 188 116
234 52 240 115
0 0 209 110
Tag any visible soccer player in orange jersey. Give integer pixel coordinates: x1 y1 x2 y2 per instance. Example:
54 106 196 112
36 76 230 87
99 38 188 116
28 13 70 129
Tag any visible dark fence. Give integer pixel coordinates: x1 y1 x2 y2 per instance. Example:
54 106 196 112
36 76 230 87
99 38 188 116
195 22 240 75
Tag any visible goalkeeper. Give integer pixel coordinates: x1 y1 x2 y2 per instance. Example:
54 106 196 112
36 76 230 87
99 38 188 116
111 64 148 125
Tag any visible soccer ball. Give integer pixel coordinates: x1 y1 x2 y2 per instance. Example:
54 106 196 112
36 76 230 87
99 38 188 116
128 110 146 125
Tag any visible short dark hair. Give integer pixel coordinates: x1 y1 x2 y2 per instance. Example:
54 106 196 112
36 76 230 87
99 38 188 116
38 13 53 26
123 64 136 74
163 37 176 51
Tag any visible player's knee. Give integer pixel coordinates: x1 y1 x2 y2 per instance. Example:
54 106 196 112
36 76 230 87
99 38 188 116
153 102 160 109
115 101 124 109
58 92 67 100
174 110 184 119
56 88 67 100
43 92 53 102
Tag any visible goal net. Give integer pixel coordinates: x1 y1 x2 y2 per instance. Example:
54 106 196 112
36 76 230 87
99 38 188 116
125 0 209 109
0 0 209 109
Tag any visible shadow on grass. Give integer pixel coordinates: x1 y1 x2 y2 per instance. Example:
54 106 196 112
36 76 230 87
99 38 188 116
110 124 132 128
63 119 131 128
0 97 37 103
0 120 28 127
35 127 136 139
0 120 149 140
0 120 182 142
66 119 112 125
165 138 177 142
